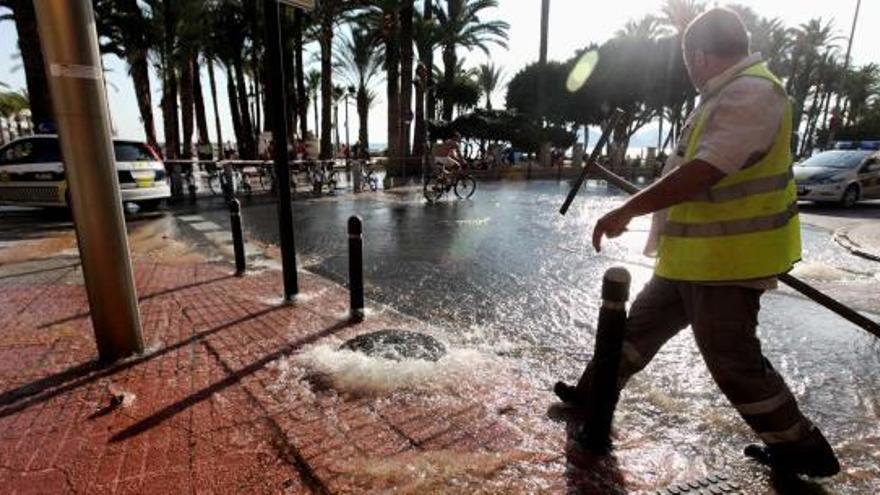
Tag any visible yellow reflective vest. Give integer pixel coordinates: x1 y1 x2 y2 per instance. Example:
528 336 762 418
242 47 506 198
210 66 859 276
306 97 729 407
655 62 801 282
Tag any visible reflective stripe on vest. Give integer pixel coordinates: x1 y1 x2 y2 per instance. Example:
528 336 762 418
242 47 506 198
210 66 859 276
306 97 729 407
655 62 802 282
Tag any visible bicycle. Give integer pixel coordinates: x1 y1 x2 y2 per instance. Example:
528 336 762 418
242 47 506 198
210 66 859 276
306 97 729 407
257 163 298 193
207 164 251 197
423 164 476 203
361 162 379 192
309 162 339 194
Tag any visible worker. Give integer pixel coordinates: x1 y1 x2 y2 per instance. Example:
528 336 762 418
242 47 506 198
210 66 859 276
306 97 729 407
554 8 839 477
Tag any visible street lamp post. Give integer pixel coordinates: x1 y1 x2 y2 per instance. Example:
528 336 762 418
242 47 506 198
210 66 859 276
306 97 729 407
264 0 300 301
33 0 144 362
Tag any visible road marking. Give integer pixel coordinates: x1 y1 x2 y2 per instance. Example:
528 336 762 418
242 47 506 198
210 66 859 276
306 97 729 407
189 221 222 232
205 231 234 244
178 215 205 223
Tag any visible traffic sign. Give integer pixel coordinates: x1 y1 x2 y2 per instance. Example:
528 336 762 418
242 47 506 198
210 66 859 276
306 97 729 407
278 0 315 11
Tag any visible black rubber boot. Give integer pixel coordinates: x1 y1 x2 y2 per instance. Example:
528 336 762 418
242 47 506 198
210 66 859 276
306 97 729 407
553 381 585 407
744 426 840 478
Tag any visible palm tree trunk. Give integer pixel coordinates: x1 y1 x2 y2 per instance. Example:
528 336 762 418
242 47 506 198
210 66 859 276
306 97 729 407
424 1 436 122
207 58 224 156
161 3 180 159
385 15 402 175
162 66 180 159
179 56 195 159
441 0 459 121
313 95 319 138
400 0 415 159
10 0 53 125
130 52 158 152
294 9 308 140
283 11 297 143
226 65 244 155
333 100 339 151
357 87 369 149
234 60 255 158
192 55 210 146
320 22 334 159
413 81 426 157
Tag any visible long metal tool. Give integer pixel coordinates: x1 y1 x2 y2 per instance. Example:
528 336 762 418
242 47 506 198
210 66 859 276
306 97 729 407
560 130 880 339
559 109 625 215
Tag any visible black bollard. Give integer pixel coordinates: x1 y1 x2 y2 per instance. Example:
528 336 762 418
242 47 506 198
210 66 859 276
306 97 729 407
229 198 246 276
348 215 365 321
578 266 631 454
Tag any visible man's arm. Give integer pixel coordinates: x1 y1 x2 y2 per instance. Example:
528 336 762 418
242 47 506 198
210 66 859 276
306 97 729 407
591 159 725 251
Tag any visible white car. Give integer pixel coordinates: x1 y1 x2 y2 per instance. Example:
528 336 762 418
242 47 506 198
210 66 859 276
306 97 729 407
794 149 880 207
0 135 170 211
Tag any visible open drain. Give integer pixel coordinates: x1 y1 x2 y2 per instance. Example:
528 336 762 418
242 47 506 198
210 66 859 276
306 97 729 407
340 329 447 361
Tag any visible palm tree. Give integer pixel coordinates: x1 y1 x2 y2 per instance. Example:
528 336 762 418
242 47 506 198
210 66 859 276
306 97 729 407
359 0 403 173
0 0 53 126
788 18 840 135
475 63 503 110
307 69 322 137
334 27 383 150
309 0 355 159
94 0 159 152
659 0 705 34
399 0 415 157
332 85 345 151
434 0 509 121
842 64 880 126
413 7 441 156
202 0 257 158
617 15 663 40
293 9 309 140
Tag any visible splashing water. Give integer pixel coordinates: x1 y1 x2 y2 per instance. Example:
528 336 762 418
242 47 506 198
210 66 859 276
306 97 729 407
278 344 501 396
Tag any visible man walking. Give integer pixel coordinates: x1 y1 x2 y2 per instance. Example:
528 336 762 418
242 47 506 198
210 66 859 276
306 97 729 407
555 8 839 477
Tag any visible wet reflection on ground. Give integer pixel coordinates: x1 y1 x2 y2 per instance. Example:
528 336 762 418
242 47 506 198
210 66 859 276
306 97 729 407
198 180 878 493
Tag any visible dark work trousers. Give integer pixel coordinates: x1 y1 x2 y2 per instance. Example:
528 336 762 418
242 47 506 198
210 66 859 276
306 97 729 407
575 276 815 446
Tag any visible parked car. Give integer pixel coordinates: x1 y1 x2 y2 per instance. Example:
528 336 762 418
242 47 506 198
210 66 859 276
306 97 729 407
794 149 880 207
0 135 170 211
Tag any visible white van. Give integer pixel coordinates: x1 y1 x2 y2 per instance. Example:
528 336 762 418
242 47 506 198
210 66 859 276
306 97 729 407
0 135 170 210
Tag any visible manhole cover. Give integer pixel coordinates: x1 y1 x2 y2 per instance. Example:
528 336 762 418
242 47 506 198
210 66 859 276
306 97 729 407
340 329 446 361
652 474 742 495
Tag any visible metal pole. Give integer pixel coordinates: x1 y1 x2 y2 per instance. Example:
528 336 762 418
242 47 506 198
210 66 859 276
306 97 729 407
264 0 299 300
33 0 143 362
229 198 246 276
578 266 631 453
348 216 365 321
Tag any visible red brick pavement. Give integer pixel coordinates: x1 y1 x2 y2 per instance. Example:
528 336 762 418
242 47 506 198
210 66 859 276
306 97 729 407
0 253 603 494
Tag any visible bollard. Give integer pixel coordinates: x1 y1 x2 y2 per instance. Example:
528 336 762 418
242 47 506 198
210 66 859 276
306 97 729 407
348 216 365 321
577 266 631 453
229 199 246 276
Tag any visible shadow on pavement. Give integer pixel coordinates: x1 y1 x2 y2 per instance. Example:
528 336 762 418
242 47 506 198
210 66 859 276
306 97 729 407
0 304 284 419
109 318 355 442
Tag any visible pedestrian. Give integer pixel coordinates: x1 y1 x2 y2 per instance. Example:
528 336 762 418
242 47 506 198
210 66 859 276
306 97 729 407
555 8 839 478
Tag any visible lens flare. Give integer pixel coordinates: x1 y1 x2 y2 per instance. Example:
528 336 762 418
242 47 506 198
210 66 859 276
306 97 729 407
566 49 599 93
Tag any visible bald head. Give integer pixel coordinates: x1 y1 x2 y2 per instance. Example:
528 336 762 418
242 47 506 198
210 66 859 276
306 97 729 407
682 8 751 89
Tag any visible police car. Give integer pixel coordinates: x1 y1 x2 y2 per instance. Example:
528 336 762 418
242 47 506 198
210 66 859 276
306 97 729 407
0 135 170 210
794 141 880 207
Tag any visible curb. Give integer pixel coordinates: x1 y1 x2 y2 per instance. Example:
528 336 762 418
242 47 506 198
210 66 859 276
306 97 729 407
833 226 880 262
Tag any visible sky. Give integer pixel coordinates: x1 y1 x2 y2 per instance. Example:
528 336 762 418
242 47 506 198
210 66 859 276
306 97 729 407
0 0 876 149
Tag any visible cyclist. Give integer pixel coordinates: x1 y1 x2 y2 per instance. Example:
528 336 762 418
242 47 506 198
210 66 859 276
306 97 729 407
435 132 464 178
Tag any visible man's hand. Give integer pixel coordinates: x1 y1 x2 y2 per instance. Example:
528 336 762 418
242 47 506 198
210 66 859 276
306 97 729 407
592 207 634 252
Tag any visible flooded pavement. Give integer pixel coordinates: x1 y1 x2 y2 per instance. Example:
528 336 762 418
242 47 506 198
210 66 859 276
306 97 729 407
191 182 877 492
